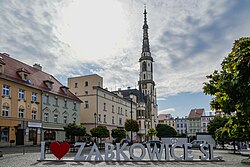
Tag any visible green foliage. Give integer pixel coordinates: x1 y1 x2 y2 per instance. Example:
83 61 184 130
208 116 229 138
64 123 86 139
147 128 157 140
215 127 230 143
156 124 177 139
111 128 126 143
90 125 110 139
124 119 139 132
203 37 250 141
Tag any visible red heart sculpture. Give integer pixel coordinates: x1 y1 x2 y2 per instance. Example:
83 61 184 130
50 141 70 160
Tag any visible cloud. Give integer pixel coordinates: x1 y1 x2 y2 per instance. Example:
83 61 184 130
1 0 250 99
158 108 176 115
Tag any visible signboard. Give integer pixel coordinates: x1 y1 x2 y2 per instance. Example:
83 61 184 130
39 141 223 162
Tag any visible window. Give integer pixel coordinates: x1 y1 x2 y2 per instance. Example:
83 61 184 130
85 91 88 95
104 94 106 98
121 108 123 115
2 85 10 96
119 118 122 125
142 61 147 71
74 82 78 88
98 114 101 122
112 105 114 113
73 117 76 124
181 124 183 128
118 107 120 114
85 81 88 86
73 102 77 110
32 93 37 102
103 103 106 111
125 109 127 116
2 106 9 117
84 101 89 108
112 116 114 124
0 127 9 142
45 95 49 104
104 115 106 123
18 89 25 99
54 114 58 123
64 100 67 108
19 108 24 118
63 116 67 124
31 111 36 120
44 113 49 122
177 124 179 128
55 97 58 106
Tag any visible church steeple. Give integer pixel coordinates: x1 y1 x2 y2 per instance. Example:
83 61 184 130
142 7 150 53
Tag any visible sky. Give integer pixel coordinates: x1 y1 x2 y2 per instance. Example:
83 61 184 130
0 0 250 118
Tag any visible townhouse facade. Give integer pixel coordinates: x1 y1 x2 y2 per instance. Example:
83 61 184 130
175 117 188 135
0 53 81 146
187 108 205 137
68 74 137 142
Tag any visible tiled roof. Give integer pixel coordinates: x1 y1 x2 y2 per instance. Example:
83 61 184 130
188 108 205 119
0 53 81 102
158 114 173 120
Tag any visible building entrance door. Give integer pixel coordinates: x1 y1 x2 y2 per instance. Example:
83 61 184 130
16 129 24 145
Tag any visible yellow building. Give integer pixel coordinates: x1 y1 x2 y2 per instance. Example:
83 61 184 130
0 53 42 146
68 74 137 142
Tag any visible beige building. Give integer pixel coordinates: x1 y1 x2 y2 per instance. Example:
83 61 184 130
68 74 137 142
158 114 176 129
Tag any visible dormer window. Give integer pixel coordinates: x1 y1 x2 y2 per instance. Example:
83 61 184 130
44 80 54 89
17 68 30 82
60 86 69 95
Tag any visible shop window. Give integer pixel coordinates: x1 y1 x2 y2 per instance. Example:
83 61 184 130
44 130 55 140
29 128 37 143
0 127 9 142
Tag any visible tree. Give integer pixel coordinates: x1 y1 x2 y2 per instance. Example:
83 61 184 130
156 124 177 140
203 37 250 141
147 128 157 140
208 116 229 138
90 125 110 140
215 127 230 149
64 123 86 142
111 128 126 143
124 119 139 141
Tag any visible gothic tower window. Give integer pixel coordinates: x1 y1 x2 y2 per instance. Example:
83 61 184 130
142 62 147 71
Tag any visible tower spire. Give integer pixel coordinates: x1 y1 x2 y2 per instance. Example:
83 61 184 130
142 6 150 53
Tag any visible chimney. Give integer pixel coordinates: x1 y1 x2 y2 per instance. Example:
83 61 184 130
33 63 42 71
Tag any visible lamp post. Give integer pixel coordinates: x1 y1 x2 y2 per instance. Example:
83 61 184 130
94 113 97 128
129 94 133 143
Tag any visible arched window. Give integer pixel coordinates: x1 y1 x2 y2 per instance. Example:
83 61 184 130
142 62 147 71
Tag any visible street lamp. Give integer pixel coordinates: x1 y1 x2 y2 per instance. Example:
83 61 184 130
94 113 97 128
129 94 133 143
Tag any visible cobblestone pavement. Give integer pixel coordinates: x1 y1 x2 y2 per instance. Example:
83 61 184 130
0 147 249 167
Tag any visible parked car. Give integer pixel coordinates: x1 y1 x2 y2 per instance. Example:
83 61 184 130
143 140 162 148
191 140 208 148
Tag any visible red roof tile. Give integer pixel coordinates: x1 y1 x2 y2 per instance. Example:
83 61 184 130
0 53 81 102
